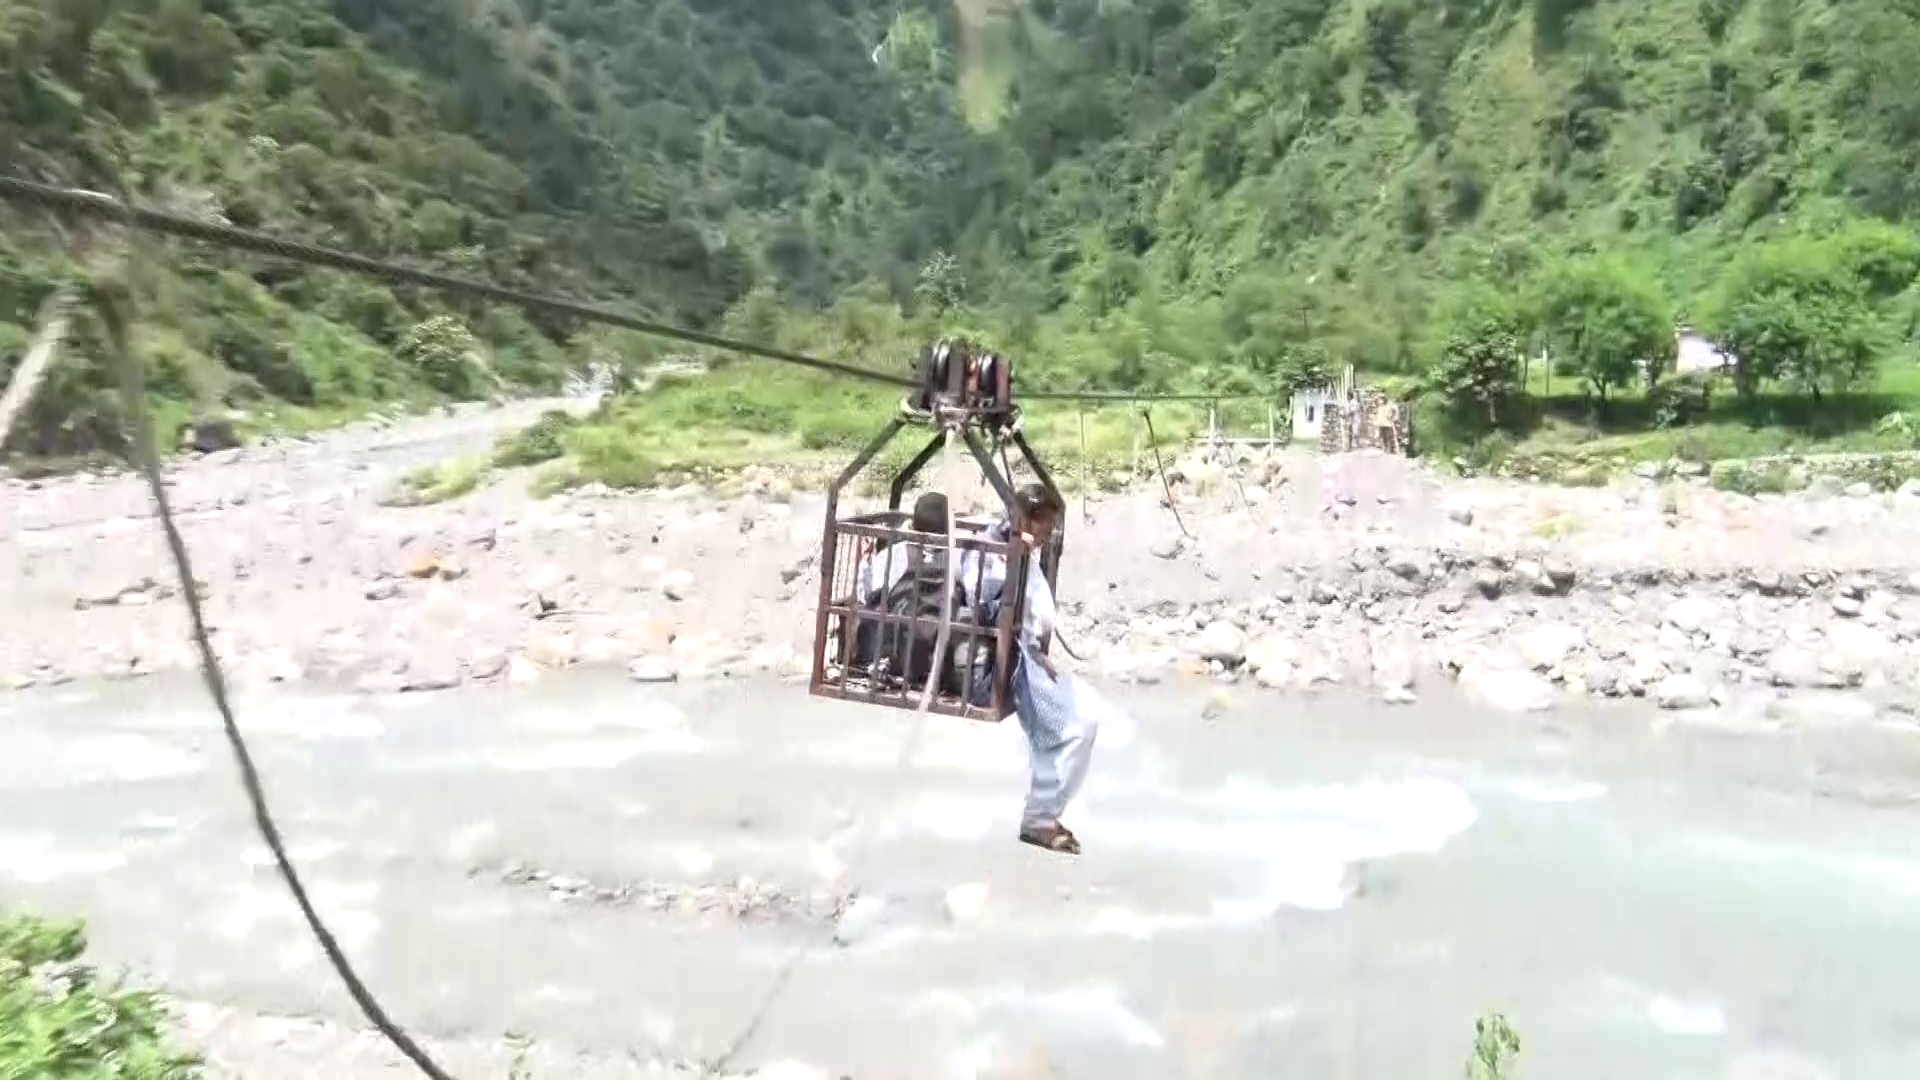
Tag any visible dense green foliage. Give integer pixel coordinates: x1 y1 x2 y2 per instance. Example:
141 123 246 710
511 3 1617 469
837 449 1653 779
0 912 202 1079
9 0 1920 461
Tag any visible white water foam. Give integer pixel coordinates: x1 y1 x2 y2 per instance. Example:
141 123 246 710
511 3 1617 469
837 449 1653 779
0 833 127 883
44 734 205 784
1080 776 1477 916
241 839 345 867
483 730 707 770
870 774 1477 936
507 700 691 735
1505 778 1607 804
1647 995 1728 1036
1588 976 1729 1038
129 699 383 739
1694 834 1920 898
216 878 381 967
913 982 1166 1050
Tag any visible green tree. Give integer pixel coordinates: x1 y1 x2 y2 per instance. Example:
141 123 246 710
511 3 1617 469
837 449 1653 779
1529 258 1674 403
1465 1010 1522 1080
1276 342 1333 393
915 250 967 315
1705 241 1881 402
1425 286 1524 429
397 315 485 399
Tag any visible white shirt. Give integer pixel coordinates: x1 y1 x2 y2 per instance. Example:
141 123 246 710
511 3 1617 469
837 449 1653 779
853 542 920 603
963 544 1056 645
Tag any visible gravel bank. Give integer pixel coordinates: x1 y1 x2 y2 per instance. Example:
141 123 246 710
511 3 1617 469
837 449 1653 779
10 404 1920 721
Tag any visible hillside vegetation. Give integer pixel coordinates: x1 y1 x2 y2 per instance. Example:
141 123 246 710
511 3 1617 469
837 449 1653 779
7 0 1920 471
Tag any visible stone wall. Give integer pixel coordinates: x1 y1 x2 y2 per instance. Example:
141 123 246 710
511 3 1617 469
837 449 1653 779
1316 391 1411 455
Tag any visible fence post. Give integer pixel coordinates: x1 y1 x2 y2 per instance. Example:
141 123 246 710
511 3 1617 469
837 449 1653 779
1077 408 1089 519
0 288 74 450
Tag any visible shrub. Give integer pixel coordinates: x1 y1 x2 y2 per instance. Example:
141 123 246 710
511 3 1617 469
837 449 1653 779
0 912 202 1079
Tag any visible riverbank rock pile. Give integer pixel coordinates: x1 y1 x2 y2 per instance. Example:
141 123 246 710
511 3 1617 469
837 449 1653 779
9 407 1920 720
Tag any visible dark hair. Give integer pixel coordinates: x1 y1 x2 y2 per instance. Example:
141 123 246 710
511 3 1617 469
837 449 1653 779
1012 482 1064 524
910 491 950 533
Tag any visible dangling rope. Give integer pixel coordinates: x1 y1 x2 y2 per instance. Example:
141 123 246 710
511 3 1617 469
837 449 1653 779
1139 406 1192 541
706 424 959 1076
1212 399 1251 515
90 269 460 1080
917 425 961 713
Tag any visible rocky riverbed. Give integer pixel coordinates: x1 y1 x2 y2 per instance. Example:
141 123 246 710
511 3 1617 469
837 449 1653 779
10 402 1920 722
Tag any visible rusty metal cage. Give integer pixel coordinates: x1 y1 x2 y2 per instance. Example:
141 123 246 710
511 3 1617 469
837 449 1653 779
814 512 1019 718
809 340 1064 721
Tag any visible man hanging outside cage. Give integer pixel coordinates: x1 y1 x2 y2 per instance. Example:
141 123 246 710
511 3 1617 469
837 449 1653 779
962 482 1105 856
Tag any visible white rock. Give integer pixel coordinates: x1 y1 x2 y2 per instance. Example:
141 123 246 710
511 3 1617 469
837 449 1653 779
1244 633 1300 676
943 882 989 925
660 569 696 601
1518 623 1585 670
527 633 576 669
1462 666 1555 713
1664 596 1719 633
627 657 678 683
258 648 303 683
1253 662 1294 690
1655 674 1712 710
579 637 632 665
1825 621 1893 663
1194 621 1248 665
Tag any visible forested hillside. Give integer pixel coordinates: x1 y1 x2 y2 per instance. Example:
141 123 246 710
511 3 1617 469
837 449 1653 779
7 0 1920 461
0 0 968 454
943 0 1920 397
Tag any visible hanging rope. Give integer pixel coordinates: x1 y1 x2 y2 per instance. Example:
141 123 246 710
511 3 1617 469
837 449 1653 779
90 268 460 1080
1211 400 1251 515
917 426 962 715
704 426 960 1075
0 172 1310 1080
1139 406 1192 541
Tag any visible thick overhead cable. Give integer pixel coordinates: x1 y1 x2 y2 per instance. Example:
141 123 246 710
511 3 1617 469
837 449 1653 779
1024 388 1276 402
0 176 913 389
0 177 1292 405
1 173 1291 1080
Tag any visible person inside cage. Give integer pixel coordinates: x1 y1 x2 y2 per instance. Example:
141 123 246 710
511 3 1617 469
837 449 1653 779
848 491 972 695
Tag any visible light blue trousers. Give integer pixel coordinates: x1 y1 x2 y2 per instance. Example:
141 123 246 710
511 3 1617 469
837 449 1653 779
1007 641 1099 829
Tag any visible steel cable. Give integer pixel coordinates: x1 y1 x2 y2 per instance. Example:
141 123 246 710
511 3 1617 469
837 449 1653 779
0 177 1294 406
0 172 1289 1080
0 176 912 389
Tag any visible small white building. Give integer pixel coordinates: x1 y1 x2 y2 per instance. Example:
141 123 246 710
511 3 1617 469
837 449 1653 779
1674 328 1735 375
1290 384 1338 442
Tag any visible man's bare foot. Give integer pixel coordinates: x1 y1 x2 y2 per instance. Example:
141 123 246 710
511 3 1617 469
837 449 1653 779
1018 822 1080 855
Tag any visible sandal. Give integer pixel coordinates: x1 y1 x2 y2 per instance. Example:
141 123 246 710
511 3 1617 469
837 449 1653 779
1018 822 1081 855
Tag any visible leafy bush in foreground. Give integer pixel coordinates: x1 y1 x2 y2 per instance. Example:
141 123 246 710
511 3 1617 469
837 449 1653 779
0 913 201 1080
